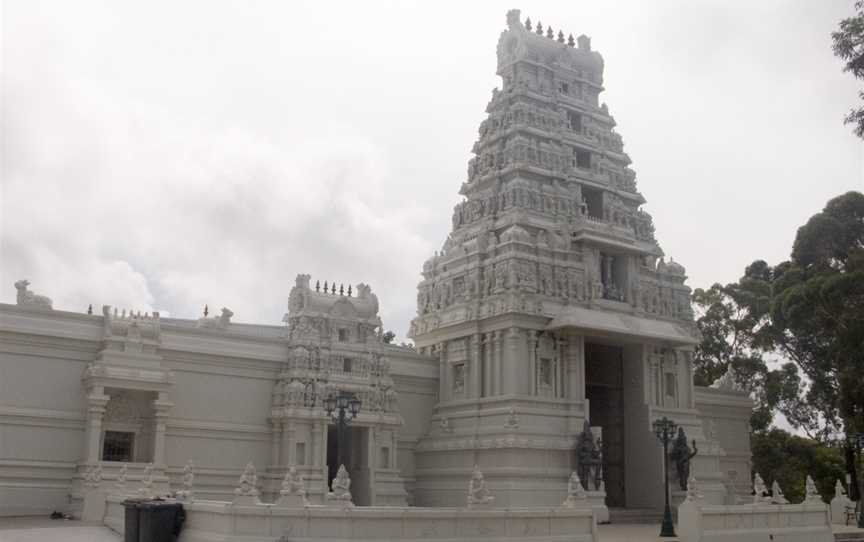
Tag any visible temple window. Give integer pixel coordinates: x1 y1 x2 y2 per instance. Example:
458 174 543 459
102 430 134 462
559 82 569 94
295 442 306 465
568 111 582 132
539 358 553 387
582 187 603 219
453 364 465 394
575 149 591 169
379 447 390 469
343 357 353 373
338 329 348 342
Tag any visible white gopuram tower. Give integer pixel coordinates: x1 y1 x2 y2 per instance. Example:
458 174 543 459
409 10 720 509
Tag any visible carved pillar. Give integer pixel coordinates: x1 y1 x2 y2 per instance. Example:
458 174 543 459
555 338 566 397
568 334 585 400
282 419 294 465
492 331 504 395
312 421 323 467
152 392 173 467
436 343 448 403
470 333 482 399
269 418 281 467
528 330 538 395
483 333 492 397
505 328 518 395
84 387 110 464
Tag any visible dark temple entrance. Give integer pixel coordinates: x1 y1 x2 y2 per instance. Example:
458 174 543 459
326 425 371 505
585 342 626 507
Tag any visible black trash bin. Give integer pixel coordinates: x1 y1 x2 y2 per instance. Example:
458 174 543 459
122 498 146 542
138 501 185 542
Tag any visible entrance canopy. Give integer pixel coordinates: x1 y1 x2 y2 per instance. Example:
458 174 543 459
546 306 698 347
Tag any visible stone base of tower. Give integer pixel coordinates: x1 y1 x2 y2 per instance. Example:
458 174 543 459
412 395 590 508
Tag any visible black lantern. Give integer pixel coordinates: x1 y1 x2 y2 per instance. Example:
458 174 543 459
323 393 337 415
652 416 677 538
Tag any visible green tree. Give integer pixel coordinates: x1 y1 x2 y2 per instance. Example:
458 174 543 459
833 1 864 137
751 429 846 503
382 330 396 344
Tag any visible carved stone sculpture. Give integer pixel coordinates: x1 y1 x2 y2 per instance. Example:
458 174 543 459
326 464 353 506
14 280 52 309
276 466 309 507
84 464 102 487
669 427 698 491
197 307 233 329
467 465 495 508
562 471 587 507
233 462 262 505
504 406 519 430
770 480 787 504
805 475 822 503
753 473 768 504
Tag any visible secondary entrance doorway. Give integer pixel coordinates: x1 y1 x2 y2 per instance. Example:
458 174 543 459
585 342 626 507
326 424 371 505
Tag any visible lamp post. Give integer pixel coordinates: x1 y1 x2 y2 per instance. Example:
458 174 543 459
323 391 361 474
849 432 864 529
653 416 677 538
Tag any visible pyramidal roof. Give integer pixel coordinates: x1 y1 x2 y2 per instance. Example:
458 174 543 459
409 10 694 342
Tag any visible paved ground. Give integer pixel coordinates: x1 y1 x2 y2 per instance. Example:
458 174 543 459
0 518 120 542
0 516 861 541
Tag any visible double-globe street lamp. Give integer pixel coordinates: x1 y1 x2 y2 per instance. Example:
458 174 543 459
653 416 678 538
324 391 361 476
849 432 864 529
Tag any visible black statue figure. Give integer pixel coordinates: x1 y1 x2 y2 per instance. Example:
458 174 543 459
669 427 698 491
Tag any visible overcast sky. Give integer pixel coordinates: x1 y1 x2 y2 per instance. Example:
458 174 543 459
2 1 862 342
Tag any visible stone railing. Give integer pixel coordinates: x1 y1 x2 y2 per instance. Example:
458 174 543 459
677 498 833 542
103 494 598 542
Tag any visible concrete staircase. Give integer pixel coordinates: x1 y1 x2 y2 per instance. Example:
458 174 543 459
608 507 663 524
835 531 864 542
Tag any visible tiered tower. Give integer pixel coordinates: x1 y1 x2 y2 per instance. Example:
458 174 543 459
409 10 710 509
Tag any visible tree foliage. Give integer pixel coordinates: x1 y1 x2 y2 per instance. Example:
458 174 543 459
833 1 864 138
751 429 846 503
693 191 864 440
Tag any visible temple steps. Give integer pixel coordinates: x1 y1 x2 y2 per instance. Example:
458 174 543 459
835 532 864 542
607 507 663 524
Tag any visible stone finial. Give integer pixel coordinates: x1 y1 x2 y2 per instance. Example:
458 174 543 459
176 460 195 501
315 280 320 292
235 462 259 496
546 26 554 39
562 471 587 507
138 463 154 498
323 281 328 293
536 22 543 35
557 31 565 43
525 17 532 31
577 34 591 51
805 475 822 503
326 464 353 507
88 304 93 315
115 464 128 490
686 474 703 502
753 473 767 503
347 284 352 297
203 304 209 317
14 280 53 310
339 284 344 296
568 34 575 47
468 465 495 508
770 480 787 504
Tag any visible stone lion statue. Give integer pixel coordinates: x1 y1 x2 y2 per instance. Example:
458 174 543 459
14 280 52 309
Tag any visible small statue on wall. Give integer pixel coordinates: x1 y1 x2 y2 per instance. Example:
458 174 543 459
669 427 698 491
467 465 495 508
326 464 353 506
562 471 587 507
14 279 53 310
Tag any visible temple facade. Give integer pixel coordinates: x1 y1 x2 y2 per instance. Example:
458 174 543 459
0 10 753 519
